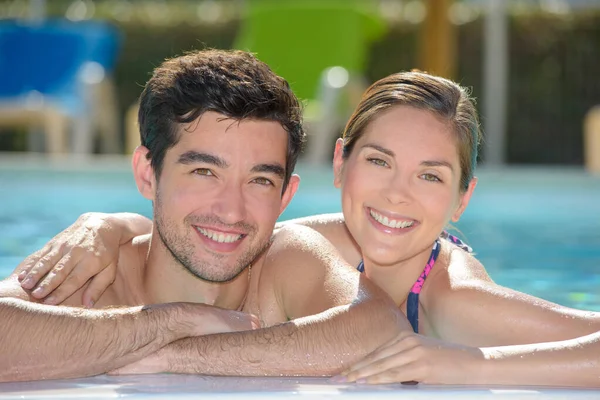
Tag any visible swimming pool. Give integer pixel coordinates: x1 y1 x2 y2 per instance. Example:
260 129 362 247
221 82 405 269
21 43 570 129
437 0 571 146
1 154 600 397
1 154 599 310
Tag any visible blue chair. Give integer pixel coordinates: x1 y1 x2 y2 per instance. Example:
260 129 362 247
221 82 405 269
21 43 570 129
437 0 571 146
0 19 122 154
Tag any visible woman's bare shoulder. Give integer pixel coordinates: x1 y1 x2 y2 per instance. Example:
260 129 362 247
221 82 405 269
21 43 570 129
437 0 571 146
423 240 493 308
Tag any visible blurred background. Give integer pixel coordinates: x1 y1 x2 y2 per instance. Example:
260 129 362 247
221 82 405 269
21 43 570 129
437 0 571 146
0 0 598 165
0 0 599 309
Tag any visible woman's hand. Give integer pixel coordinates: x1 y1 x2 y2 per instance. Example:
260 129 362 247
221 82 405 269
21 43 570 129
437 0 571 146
16 212 148 307
333 331 485 385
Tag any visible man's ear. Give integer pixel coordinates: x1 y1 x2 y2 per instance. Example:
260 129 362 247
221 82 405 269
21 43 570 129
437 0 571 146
279 174 300 215
333 138 345 189
132 146 156 201
451 177 477 222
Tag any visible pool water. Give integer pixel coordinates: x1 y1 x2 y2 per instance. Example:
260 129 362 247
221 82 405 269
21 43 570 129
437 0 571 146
1 155 600 310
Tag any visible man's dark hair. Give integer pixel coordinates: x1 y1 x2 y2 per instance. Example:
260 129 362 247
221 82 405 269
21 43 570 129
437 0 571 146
138 49 305 191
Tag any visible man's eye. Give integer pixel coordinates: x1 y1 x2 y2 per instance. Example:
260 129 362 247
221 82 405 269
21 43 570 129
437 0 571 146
252 177 274 186
192 168 214 176
367 157 388 167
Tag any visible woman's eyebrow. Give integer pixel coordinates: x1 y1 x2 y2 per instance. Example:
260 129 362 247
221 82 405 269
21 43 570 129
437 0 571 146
361 143 395 157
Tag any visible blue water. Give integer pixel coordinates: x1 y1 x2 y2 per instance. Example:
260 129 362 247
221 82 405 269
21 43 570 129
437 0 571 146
1 156 600 310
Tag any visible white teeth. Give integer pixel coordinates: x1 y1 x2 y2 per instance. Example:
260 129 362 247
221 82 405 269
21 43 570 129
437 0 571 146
196 227 242 243
370 209 414 229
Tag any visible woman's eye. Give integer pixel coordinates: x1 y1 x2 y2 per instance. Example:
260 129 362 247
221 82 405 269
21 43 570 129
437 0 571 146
252 177 274 186
420 173 441 182
367 157 388 167
192 168 214 176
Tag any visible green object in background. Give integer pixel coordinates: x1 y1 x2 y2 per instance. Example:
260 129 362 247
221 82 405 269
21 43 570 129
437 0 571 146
234 0 387 102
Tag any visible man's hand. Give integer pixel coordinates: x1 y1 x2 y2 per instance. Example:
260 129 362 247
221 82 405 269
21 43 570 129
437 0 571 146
177 303 260 337
109 348 168 376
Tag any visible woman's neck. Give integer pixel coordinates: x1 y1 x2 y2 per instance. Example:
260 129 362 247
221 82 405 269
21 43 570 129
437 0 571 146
361 242 435 307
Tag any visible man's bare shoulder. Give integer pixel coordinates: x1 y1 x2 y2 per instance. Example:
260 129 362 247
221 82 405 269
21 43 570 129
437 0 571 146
277 215 361 268
263 224 357 287
92 234 150 308
268 224 348 263
258 223 361 321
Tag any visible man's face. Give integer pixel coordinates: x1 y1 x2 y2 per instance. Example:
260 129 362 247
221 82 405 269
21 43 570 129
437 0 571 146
136 111 299 282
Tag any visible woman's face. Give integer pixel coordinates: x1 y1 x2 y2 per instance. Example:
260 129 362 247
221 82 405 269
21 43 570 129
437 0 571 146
334 106 476 267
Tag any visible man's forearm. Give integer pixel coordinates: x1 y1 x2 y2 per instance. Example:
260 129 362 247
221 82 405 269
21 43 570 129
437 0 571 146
0 298 184 382
477 332 600 387
164 298 405 376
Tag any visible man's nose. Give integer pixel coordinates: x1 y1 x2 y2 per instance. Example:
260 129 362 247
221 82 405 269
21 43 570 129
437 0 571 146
211 182 247 224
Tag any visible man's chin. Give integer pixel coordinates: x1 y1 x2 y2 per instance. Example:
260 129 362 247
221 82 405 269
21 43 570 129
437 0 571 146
183 264 247 284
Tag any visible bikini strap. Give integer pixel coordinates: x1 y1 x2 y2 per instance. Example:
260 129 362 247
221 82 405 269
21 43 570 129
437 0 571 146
356 260 364 273
409 239 441 295
440 231 473 253
406 239 442 332
357 234 470 333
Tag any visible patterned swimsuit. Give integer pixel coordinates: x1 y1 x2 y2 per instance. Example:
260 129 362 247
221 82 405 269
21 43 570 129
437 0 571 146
356 232 472 333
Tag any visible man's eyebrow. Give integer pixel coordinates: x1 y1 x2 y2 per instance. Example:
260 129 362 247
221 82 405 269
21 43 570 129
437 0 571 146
421 160 454 172
251 163 285 179
361 143 395 157
176 151 228 168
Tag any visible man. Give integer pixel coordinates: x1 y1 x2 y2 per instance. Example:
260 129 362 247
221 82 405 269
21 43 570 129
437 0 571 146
0 49 406 382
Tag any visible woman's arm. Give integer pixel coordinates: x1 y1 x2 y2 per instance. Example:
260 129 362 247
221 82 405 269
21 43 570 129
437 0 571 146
424 244 600 346
337 329 600 386
479 331 600 387
18 212 151 306
20 212 362 307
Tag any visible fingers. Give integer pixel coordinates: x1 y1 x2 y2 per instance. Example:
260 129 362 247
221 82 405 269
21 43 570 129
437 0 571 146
343 351 414 383
82 265 116 308
359 363 421 385
343 332 414 374
40 259 110 305
249 314 261 330
333 352 423 385
231 311 260 331
107 364 141 376
107 364 138 376
330 332 423 384
19 246 64 290
27 253 77 299
108 352 165 375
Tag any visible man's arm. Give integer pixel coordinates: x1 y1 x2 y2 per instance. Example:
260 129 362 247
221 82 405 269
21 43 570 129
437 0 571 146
116 225 409 376
0 295 190 382
0 273 246 383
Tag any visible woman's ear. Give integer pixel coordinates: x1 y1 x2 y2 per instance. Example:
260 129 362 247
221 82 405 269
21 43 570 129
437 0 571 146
451 177 477 222
279 174 300 215
333 138 345 189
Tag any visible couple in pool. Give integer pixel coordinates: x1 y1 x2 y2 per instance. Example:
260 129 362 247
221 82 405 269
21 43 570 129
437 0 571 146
4 49 600 386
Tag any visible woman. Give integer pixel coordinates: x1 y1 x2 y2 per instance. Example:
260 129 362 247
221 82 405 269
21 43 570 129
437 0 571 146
17 71 600 386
